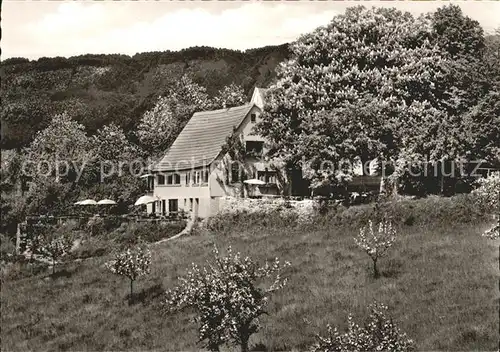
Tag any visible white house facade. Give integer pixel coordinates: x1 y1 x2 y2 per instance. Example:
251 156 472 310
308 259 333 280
148 88 278 218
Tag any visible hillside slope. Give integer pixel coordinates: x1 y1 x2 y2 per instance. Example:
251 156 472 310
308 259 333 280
1 197 498 351
0 45 290 149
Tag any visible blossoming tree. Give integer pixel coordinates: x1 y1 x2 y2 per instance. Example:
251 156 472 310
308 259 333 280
136 96 177 154
354 220 396 278
137 75 212 156
256 6 446 191
25 112 91 183
311 302 414 352
165 245 290 352
38 232 74 275
106 241 152 301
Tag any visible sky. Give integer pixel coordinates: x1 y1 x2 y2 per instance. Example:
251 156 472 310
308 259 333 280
2 1 500 60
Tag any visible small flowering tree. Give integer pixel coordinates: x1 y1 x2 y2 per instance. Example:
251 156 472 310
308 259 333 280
106 241 152 301
473 172 500 239
311 302 414 352
165 245 290 352
38 232 74 275
354 220 396 278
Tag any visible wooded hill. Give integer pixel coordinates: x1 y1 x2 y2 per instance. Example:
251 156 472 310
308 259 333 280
1 44 290 149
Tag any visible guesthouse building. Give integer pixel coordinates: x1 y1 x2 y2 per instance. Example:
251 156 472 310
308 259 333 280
148 88 279 218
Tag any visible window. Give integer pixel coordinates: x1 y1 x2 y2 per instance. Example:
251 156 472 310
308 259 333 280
185 172 190 185
257 171 265 182
192 171 201 184
147 176 154 191
250 113 257 123
268 172 277 184
203 170 209 183
158 174 165 185
246 141 264 157
174 173 181 185
169 199 178 213
231 162 240 183
165 173 180 185
258 169 277 184
162 200 166 215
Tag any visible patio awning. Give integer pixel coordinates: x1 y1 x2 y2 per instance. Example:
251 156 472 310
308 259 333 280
134 195 158 206
77 199 98 205
97 199 117 205
244 179 266 185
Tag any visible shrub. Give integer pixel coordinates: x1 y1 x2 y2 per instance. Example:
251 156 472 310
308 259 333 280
68 237 110 259
203 194 489 236
203 209 297 234
354 220 396 278
165 245 290 352
473 172 500 239
24 222 55 260
330 193 486 229
0 233 17 259
473 172 500 210
86 215 105 236
114 221 186 245
1 259 48 281
105 241 152 302
311 302 414 352
201 197 329 233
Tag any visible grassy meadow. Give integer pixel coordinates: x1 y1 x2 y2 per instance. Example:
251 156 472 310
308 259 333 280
1 196 499 351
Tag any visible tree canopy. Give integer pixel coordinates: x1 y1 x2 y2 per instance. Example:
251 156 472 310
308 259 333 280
257 5 498 192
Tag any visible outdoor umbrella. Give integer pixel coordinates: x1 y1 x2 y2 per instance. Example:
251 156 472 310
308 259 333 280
134 195 158 206
97 199 117 205
78 199 98 206
74 200 83 205
140 174 153 178
243 179 266 185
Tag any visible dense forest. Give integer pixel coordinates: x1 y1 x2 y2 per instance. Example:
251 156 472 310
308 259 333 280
1 44 290 149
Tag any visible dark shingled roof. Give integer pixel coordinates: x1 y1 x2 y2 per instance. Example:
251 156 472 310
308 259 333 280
153 104 254 171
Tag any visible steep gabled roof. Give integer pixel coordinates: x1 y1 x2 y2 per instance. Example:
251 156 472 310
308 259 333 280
153 104 254 172
251 87 268 108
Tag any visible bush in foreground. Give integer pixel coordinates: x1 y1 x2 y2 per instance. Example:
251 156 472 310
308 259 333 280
311 302 415 352
165 245 290 352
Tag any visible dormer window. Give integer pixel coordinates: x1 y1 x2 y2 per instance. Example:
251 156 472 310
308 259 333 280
250 113 257 123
